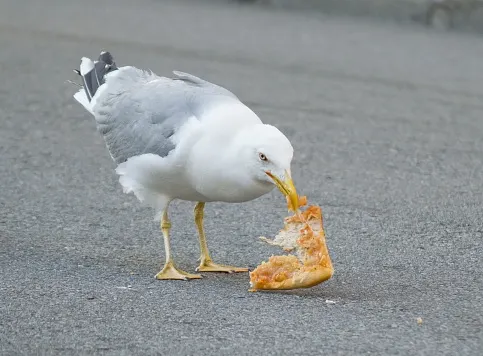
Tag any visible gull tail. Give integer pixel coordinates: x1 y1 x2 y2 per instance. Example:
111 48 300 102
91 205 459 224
72 50 118 113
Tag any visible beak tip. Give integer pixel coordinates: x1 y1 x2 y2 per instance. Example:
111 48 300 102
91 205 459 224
266 171 299 211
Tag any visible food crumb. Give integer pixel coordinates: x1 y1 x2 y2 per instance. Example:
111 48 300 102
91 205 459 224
417 317 423 325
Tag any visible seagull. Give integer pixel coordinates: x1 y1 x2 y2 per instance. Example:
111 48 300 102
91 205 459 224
72 51 299 280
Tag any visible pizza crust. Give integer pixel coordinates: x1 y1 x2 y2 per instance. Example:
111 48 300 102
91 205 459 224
249 197 334 291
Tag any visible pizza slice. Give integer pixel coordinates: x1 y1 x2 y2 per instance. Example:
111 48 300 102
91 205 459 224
249 196 334 291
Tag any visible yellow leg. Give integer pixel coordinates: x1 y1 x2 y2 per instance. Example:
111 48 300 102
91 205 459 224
155 209 202 280
194 202 248 273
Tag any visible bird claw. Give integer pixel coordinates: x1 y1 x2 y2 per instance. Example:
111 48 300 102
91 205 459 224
155 261 202 280
196 260 249 273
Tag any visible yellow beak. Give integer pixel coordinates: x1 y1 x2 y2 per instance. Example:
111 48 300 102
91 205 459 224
265 170 299 211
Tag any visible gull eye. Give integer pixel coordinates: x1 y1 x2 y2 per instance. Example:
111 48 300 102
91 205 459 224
259 153 268 161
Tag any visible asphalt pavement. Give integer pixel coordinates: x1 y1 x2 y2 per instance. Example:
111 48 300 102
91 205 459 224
1 0 482 355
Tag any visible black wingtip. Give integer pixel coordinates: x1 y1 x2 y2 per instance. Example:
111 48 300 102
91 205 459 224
75 50 119 102
99 51 115 66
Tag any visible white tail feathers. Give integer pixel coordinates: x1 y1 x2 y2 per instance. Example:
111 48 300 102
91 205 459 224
73 88 93 114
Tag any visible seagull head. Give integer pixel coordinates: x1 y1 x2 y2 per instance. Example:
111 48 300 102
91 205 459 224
234 124 299 210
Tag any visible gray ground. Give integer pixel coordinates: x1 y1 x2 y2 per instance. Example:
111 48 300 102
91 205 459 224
1 0 483 355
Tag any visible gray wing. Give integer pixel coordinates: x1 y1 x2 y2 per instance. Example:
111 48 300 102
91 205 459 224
92 67 239 164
